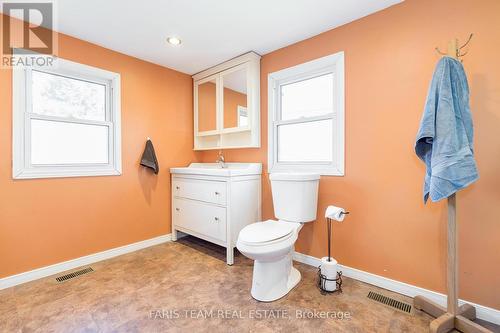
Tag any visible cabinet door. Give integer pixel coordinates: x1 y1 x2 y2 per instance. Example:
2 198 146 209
173 198 227 242
195 75 218 135
221 63 250 132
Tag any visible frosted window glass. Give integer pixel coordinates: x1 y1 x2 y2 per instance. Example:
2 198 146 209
32 70 106 121
30 119 109 165
278 120 332 162
281 73 333 120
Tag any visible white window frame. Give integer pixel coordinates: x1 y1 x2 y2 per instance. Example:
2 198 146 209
12 55 122 179
268 51 344 176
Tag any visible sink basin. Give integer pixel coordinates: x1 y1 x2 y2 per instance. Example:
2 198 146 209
170 163 262 177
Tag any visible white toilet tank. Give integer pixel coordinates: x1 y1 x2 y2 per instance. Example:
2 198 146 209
270 173 320 223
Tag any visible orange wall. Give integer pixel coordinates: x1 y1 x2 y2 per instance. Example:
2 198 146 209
0 15 196 278
198 0 500 308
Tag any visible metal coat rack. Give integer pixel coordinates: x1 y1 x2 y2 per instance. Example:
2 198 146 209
413 34 491 333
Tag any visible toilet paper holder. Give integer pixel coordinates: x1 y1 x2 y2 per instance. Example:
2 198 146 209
317 269 343 294
317 207 349 294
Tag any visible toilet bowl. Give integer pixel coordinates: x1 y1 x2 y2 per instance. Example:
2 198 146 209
236 173 320 302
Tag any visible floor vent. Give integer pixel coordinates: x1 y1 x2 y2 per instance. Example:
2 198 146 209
56 267 94 282
367 291 412 313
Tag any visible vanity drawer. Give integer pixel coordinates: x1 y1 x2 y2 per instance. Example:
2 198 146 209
173 198 226 243
172 178 226 205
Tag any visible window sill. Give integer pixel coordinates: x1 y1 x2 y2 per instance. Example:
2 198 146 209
13 167 122 180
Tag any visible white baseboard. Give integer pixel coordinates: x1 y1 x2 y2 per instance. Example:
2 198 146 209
0 234 172 290
293 252 500 325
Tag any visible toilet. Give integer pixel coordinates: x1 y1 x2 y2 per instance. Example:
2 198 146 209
236 173 320 302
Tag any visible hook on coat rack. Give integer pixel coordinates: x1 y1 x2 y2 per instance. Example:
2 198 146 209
435 33 473 60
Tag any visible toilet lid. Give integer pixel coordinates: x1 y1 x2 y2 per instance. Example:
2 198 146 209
239 220 295 244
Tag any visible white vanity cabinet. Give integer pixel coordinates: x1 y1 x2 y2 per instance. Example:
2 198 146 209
170 163 262 265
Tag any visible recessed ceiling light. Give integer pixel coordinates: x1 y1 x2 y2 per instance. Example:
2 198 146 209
166 37 182 46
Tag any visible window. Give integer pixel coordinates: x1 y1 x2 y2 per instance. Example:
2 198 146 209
268 52 344 175
237 105 248 127
12 56 121 179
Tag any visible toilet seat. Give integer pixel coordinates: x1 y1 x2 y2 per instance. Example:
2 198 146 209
238 220 297 246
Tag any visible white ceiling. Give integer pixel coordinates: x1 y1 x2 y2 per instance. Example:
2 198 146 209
6 0 402 74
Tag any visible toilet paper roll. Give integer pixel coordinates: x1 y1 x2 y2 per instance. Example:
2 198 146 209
325 205 346 222
320 257 338 291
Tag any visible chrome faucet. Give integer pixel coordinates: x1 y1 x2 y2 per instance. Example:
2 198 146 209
216 150 226 168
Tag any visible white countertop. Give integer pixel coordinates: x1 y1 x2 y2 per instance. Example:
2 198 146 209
170 163 262 177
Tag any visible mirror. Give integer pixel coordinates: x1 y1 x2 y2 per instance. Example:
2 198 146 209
197 78 217 132
193 52 261 150
222 68 248 130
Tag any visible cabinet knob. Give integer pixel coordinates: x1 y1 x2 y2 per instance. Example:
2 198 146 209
176 186 180 190
175 208 180 212
214 217 219 222
215 191 220 195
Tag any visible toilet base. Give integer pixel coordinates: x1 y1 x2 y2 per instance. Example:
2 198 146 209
287 266 301 291
250 252 301 302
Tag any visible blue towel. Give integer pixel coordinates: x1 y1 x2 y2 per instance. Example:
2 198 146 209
415 57 478 203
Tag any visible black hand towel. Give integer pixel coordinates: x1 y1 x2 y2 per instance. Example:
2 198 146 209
140 139 159 174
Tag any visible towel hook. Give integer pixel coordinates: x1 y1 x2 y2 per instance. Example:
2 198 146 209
435 33 473 60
